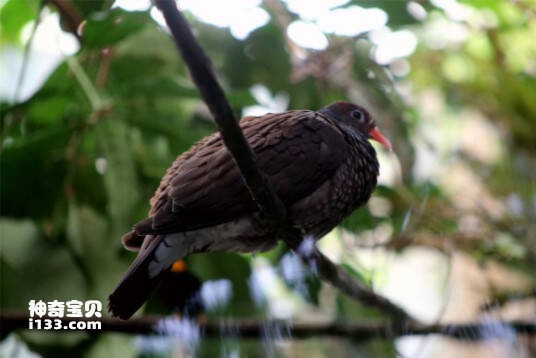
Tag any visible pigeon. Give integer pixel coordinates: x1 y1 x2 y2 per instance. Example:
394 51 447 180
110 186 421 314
109 101 392 319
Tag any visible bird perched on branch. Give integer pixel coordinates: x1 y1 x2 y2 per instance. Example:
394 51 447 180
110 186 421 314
109 101 392 319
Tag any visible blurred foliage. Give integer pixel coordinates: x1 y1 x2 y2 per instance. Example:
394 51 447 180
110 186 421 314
1 0 535 357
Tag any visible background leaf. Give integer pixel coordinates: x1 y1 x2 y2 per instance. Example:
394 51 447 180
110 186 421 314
83 9 149 49
0 0 39 44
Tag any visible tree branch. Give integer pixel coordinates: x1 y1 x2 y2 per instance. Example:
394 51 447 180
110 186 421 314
45 0 83 39
154 0 290 235
153 0 415 325
2 312 535 341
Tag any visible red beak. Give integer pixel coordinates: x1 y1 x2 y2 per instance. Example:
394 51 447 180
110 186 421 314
369 127 392 151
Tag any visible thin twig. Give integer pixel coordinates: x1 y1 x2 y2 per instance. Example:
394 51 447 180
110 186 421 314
12 2 44 104
65 56 104 111
45 0 84 39
65 56 113 124
153 0 416 325
96 47 115 89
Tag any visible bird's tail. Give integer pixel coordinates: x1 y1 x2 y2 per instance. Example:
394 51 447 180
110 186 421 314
109 235 175 319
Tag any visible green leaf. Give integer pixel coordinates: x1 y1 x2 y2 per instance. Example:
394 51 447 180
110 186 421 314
0 218 39 270
340 207 380 233
71 0 106 17
239 21 292 91
70 131 108 213
0 128 70 218
27 96 71 126
66 202 128 298
457 0 501 11
0 0 39 44
83 9 149 49
96 119 140 239
0 229 87 309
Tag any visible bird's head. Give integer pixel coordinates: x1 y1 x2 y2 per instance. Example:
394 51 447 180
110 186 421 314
320 102 392 151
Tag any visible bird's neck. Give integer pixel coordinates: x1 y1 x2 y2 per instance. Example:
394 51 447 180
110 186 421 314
318 106 340 122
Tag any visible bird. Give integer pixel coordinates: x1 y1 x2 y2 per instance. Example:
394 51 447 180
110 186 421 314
109 101 392 319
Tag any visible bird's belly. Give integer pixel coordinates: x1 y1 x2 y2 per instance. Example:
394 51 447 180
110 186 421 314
149 215 276 276
184 216 277 253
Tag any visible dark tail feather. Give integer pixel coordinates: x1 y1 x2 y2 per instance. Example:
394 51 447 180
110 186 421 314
109 236 167 319
121 230 145 251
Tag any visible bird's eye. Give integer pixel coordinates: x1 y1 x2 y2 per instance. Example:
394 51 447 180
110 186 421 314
351 109 365 123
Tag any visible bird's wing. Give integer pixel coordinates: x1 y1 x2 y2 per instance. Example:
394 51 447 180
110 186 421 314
133 110 348 235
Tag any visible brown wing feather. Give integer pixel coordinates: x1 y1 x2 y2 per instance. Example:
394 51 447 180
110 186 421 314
134 110 348 235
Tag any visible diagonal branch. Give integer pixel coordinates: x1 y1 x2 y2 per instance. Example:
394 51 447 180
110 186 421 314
154 0 290 236
153 0 415 325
